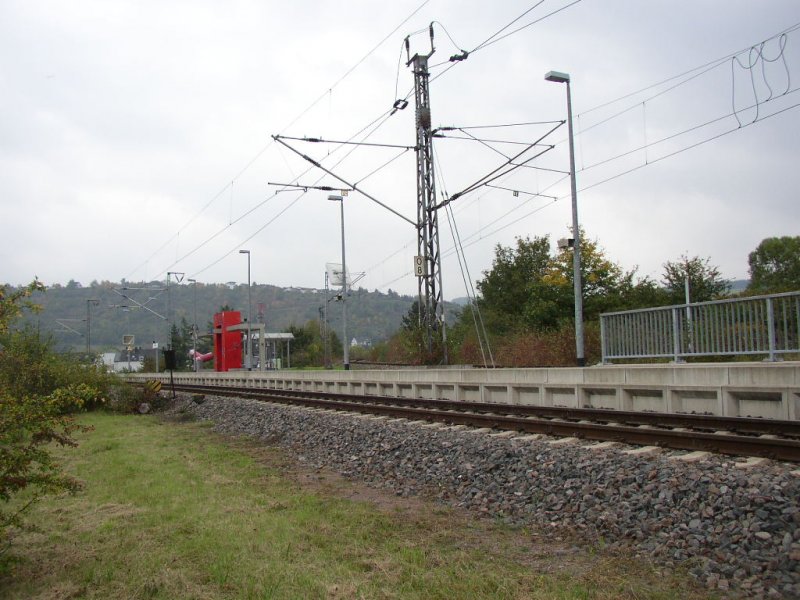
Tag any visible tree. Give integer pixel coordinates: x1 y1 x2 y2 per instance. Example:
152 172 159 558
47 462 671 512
375 299 447 365
616 275 670 310
445 231 677 366
476 236 552 332
662 255 730 304
474 231 652 332
284 322 317 367
544 231 643 322
747 236 800 293
401 299 437 332
0 281 44 334
167 317 193 371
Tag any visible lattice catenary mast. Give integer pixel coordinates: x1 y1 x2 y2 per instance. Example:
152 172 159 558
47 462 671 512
407 26 447 363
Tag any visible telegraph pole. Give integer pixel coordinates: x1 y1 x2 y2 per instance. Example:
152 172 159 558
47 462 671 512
407 25 447 363
85 299 98 355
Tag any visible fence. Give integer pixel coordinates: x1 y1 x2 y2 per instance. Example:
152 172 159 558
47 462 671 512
600 291 800 363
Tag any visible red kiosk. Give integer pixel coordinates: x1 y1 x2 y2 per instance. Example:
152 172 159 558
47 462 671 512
213 311 243 372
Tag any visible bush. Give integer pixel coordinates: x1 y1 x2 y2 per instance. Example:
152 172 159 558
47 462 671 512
103 381 168 414
0 280 112 558
0 326 115 403
451 322 601 367
0 387 88 554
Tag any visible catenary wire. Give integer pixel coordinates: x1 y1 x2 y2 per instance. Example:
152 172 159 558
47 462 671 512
434 145 494 367
187 107 401 278
362 17 800 293
579 21 800 118
129 0 430 282
581 85 800 173
155 107 395 280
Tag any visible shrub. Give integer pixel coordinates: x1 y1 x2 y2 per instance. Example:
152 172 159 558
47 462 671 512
0 280 110 558
450 322 601 367
0 387 87 555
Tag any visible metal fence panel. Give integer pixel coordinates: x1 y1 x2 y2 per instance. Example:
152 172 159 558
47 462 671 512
600 291 800 363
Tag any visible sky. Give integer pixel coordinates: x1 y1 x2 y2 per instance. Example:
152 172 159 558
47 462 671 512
1 0 799 301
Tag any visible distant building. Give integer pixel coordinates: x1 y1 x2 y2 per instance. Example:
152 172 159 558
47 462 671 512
101 346 161 372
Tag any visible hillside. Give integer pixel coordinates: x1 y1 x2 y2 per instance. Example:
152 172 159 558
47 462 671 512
14 280 460 352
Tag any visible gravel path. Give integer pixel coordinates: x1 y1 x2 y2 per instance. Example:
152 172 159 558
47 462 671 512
166 394 800 598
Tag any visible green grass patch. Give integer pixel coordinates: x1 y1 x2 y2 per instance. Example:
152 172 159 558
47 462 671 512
0 413 712 599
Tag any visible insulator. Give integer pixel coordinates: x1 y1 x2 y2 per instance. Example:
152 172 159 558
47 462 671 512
417 107 431 130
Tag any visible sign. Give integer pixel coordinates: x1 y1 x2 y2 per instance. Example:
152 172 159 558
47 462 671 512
414 255 426 277
152 341 159 349
163 349 176 370
122 334 135 346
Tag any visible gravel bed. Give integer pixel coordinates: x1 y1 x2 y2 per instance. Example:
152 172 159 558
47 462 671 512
166 394 800 598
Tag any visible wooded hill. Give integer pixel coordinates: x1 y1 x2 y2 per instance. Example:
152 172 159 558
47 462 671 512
15 280 458 352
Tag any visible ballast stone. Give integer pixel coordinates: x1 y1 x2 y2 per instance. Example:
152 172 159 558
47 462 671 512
166 394 800 599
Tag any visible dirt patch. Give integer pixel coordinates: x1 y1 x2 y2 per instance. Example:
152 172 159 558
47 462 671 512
29 581 86 600
74 502 144 533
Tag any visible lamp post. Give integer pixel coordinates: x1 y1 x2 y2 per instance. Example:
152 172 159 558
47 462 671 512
328 194 349 370
239 250 252 370
323 270 332 369
188 278 198 371
85 299 99 355
545 70 585 367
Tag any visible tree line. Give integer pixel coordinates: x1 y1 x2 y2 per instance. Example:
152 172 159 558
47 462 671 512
363 234 800 367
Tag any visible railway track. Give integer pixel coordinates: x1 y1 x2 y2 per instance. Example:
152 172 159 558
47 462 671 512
162 382 800 463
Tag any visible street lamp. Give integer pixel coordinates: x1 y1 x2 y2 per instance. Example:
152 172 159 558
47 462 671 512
328 194 349 370
239 250 252 370
86 299 99 355
188 278 198 372
545 70 585 367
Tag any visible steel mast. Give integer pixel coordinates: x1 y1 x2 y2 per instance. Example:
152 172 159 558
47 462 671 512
407 25 447 363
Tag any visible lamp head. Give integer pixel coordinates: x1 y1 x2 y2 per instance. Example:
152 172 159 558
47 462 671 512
328 194 343 202
545 70 570 83
239 249 250 255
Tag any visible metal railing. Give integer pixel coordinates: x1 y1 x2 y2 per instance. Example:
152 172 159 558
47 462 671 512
600 291 800 363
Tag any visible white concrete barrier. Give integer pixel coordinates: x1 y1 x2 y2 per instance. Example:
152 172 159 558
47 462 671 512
127 362 800 420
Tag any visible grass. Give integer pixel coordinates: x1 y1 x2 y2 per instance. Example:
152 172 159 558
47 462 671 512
0 413 713 599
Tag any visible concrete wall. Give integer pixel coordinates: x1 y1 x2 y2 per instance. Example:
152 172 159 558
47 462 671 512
130 362 800 420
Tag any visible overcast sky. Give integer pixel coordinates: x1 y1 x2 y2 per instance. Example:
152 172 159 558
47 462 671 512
2 0 798 300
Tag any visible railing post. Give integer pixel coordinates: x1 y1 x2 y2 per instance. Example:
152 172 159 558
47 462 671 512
600 315 608 364
671 307 682 362
767 297 777 361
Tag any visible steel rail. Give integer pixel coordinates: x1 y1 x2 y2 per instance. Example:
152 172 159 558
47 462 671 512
173 383 800 437
165 383 800 462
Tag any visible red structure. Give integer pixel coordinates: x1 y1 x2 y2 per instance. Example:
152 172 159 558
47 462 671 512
213 311 243 372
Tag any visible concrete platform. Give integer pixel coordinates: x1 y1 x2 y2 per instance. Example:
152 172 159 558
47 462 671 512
129 362 800 421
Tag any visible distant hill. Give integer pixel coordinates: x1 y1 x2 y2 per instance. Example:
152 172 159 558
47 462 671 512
451 280 752 305
13 281 459 352
729 279 749 293
449 296 471 306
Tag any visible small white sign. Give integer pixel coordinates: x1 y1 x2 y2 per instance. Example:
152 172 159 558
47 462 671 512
414 255 426 277
152 341 159 349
